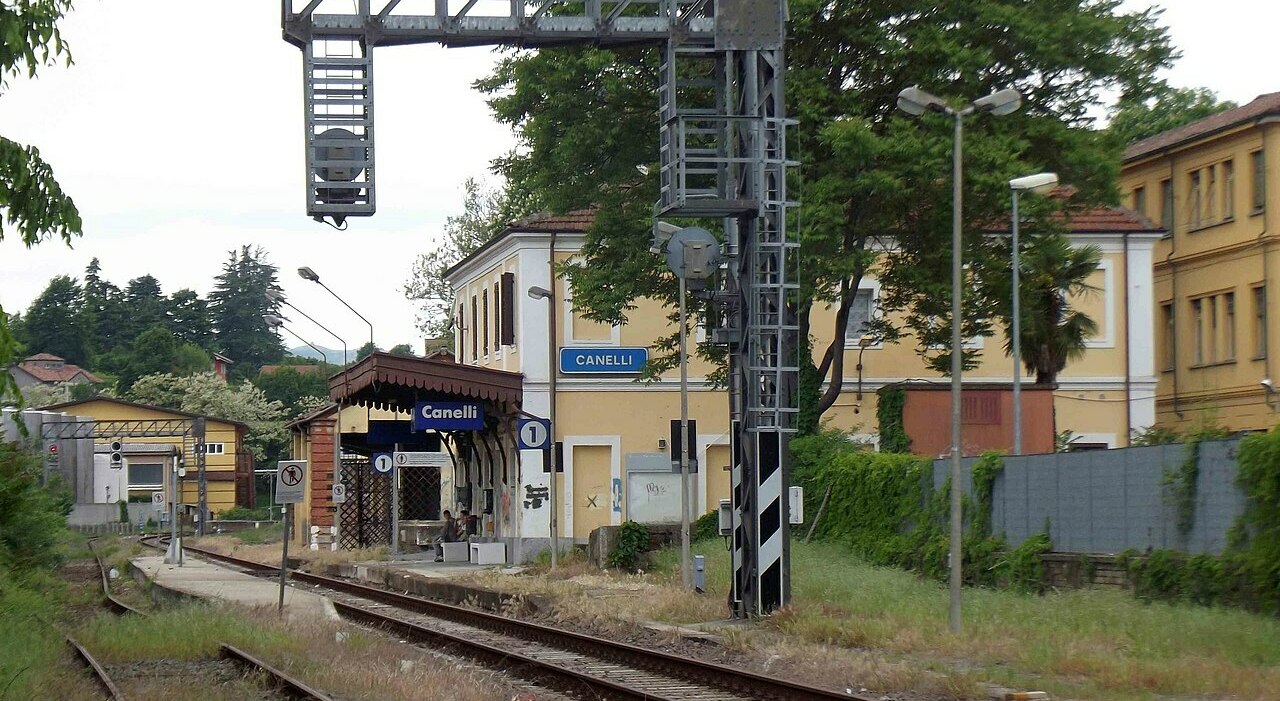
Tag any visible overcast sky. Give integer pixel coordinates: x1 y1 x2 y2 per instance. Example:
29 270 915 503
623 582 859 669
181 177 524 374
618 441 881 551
1 0 1276 354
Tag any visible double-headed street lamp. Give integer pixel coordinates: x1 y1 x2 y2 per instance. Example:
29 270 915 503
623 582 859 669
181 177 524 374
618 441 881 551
897 84 1021 634
1008 173 1059 456
298 266 374 350
266 289 349 366
264 314 330 364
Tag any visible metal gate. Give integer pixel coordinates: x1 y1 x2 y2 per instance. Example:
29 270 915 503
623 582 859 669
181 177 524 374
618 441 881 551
337 455 391 549
399 466 441 521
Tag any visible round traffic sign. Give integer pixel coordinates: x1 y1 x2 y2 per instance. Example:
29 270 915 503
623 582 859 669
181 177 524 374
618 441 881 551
373 454 393 473
331 483 347 502
281 464 304 487
519 420 549 450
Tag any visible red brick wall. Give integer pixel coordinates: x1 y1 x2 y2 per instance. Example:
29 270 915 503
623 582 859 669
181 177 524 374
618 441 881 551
309 419 336 527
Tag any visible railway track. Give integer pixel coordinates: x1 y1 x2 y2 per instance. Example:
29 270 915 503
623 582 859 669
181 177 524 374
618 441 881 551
149 537 872 701
84 536 337 701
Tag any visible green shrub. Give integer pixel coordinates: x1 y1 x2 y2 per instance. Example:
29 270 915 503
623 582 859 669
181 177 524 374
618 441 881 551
0 441 73 576
875 386 911 453
692 510 720 542
218 506 273 521
607 521 650 571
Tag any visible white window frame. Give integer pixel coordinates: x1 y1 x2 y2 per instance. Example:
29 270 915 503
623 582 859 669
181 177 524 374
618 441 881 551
1082 259 1116 349
204 443 225 455
562 294 622 346
842 281 883 349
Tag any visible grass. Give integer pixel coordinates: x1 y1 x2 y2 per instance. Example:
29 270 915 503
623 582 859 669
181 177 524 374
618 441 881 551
647 540 1280 700
75 602 506 701
191 530 389 570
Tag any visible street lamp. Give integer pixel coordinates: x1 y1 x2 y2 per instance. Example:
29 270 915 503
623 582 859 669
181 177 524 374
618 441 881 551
266 289 349 365
264 314 330 364
897 84 1021 634
1008 172 1059 456
527 283 559 570
297 266 375 350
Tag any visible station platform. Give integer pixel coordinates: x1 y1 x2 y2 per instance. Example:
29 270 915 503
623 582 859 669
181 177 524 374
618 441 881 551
131 554 339 622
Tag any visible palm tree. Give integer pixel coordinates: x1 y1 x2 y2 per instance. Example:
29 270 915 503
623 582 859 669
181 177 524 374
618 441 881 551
1003 234 1102 385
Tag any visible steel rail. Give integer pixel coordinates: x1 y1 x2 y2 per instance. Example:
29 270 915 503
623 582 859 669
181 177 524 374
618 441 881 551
165 539 872 701
95 537 335 701
220 644 338 701
333 600 667 701
65 634 126 701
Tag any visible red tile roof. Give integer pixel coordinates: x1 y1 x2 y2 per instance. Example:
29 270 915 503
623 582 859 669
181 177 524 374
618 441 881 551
15 356 102 383
1124 92 1280 162
506 208 597 233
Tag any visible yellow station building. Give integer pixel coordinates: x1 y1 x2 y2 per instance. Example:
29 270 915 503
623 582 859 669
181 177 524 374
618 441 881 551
445 207 1160 543
42 397 252 517
1121 92 1280 433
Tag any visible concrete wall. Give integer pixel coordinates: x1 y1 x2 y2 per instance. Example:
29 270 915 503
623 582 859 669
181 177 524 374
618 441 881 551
69 502 158 526
937 438 1245 555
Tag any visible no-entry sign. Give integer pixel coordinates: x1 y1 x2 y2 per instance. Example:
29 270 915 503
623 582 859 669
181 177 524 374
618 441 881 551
275 460 308 504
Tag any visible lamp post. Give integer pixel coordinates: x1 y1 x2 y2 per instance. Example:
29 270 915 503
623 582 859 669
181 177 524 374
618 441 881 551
897 84 1021 634
651 222 720 589
266 289 348 366
264 314 329 364
298 266 374 351
527 281 558 570
1008 173 1059 456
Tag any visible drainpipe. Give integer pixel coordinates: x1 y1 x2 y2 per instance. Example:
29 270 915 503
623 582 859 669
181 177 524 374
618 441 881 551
1123 231 1132 444
1167 153 1183 419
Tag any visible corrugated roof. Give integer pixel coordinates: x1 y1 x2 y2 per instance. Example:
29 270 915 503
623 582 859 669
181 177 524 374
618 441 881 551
1124 92 1280 162
39 397 250 430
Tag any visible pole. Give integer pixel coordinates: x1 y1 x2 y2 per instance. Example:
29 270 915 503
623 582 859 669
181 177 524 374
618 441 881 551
278 503 291 614
948 111 964 635
391 442 400 554
547 233 559 570
679 276 691 588
1011 189 1022 456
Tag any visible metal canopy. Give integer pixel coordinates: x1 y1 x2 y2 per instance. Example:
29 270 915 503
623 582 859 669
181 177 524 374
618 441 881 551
329 351 523 414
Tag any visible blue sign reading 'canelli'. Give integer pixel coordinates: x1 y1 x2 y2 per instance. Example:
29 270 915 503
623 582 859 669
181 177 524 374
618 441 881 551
559 347 649 374
413 401 485 431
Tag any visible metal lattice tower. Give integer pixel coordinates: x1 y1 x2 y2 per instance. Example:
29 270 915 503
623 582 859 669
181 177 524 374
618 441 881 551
281 0 796 616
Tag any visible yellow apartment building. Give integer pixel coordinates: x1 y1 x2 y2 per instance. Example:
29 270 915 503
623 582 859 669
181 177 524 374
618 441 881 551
42 397 252 516
444 207 1159 543
1121 92 1280 433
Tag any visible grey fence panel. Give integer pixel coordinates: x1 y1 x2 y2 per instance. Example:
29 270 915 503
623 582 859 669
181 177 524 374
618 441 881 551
932 438 1246 555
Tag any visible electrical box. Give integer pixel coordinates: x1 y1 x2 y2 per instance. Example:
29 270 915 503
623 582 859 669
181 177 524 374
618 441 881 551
482 488 494 515
717 499 732 536
788 486 804 525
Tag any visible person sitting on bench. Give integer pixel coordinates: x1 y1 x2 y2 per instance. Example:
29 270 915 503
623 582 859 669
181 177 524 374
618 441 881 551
434 510 461 562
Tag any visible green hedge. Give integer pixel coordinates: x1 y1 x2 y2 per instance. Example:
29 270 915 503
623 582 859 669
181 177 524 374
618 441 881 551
792 431 1049 590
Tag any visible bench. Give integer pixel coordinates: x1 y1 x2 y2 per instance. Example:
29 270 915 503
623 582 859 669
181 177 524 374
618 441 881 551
469 542 506 565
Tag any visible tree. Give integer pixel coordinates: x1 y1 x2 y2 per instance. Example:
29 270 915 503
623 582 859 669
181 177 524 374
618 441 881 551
388 343 416 357
209 246 285 378
128 372 290 462
404 178 508 341
118 275 169 342
80 257 125 360
998 234 1103 385
168 288 213 350
355 341 380 361
476 0 1175 433
253 366 329 416
1 1 82 406
1110 85 1236 146
116 324 179 393
22 275 90 366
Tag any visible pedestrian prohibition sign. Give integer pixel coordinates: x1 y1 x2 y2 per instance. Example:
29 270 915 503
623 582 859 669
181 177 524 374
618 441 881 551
275 460 307 504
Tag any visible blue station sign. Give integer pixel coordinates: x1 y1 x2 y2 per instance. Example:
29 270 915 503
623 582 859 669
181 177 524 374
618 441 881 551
412 401 485 431
559 347 649 374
